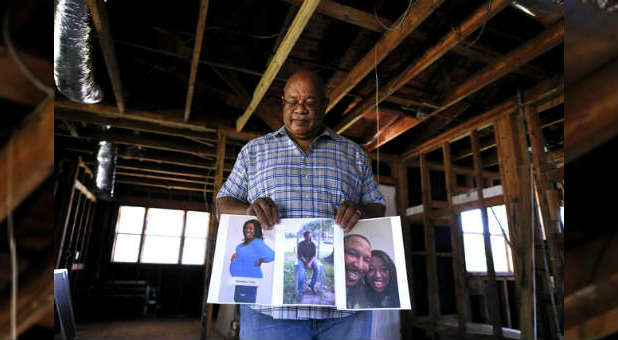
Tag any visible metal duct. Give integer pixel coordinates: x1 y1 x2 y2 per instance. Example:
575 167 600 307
54 0 104 103
94 140 117 200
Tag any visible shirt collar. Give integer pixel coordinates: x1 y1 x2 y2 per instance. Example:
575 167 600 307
272 125 342 142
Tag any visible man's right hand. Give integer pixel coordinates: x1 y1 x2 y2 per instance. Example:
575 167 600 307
246 197 279 229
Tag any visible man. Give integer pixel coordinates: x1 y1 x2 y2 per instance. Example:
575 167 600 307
344 234 372 309
297 231 319 300
216 69 386 340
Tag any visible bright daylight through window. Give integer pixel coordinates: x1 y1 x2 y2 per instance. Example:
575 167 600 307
111 206 209 265
460 205 513 273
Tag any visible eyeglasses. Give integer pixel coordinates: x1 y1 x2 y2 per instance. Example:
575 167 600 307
281 96 321 110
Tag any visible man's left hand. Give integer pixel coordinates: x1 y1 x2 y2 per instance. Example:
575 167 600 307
336 200 363 233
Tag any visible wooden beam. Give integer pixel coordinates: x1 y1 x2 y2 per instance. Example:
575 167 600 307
86 0 125 113
115 179 212 192
55 108 218 140
494 112 535 339
0 97 53 221
564 59 618 163
55 100 216 134
364 20 564 152
442 143 469 336
363 116 421 151
420 154 440 325
115 164 214 179
114 153 232 171
363 111 402 145
335 0 514 133
326 0 444 114
401 76 563 161
565 273 618 333
56 131 216 159
284 0 393 33
184 0 210 122
471 130 502 338
236 0 320 131
116 171 214 186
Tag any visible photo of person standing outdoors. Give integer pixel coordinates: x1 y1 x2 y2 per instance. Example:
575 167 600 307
230 219 275 303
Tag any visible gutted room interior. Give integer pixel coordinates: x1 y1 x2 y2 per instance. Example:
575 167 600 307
0 0 616 339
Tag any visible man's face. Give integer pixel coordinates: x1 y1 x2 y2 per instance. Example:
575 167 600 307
304 233 312 242
282 74 326 140
344 236 371 287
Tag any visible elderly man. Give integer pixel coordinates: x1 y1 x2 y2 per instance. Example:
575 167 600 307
216 69 385 340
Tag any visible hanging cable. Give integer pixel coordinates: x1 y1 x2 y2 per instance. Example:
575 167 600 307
451 0 493 49
374 0 414 32
374 46 380 183
6 135 18 340
488 206 511 247
2 7 54 96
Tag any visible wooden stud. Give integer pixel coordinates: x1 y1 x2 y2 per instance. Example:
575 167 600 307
184 0 210 122
116 171 214 186
335 0 513 133
471 130 503 338
420 154 440 325
86 0 125 113
116 180 212 193
325 0 444 114
442 142 469 336
115 164 214 180
236 0 321 131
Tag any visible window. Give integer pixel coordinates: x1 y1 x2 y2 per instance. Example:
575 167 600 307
111 205 209 265
460 205 513 273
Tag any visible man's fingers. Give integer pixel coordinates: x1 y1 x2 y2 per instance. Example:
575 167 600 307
270 200 280 225
344 213 360 233
336 203 352 226
252 203 269 229
256 199 274 227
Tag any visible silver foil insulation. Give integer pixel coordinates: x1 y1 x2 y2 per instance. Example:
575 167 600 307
94 140 117 200
54 0 104 103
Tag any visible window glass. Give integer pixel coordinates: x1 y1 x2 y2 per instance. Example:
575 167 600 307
461 209 483 233
185 211 209 238
491 235 509 272
181 238 207 265
116 206 146 234
145 208 184 236
112 234 141 262
140 236 181 264
463 234 486 272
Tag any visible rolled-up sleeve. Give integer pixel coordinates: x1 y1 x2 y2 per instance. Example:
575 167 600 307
358 151 385 206
217 147 249 202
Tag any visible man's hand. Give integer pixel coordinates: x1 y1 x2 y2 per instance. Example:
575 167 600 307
231 252 237 262
246 197 279 229
336 200 363 233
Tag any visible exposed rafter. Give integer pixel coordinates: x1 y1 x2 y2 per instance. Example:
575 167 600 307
236 0 321 131
184 0 210 122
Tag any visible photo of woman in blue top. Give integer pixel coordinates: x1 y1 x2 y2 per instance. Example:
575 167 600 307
230 219 275 303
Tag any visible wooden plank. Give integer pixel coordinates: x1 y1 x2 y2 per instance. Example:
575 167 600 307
326 0 444 114
442 143 469 336
470 130 502 338
74 180 96 202
115 171 214 185
420 154 440 324
494 113 535 339
363 111 402 145
236 0 321 131
115 164 213 179
363 116 421 151
363 20 564 151
0 46 51 105
285 0 393 33
115 153 232 171
55 100 216 134
524 104 564 312
335 0 513 133
401 76 563 161
115 179 212 192
86 0 125 113
56 131 216 159
184 0 210 122
0 96 53 221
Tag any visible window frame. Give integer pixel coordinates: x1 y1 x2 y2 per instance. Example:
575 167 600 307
461 204 514 275
111 205 209 265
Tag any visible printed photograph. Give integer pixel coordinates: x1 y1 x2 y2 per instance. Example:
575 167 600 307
280 219 335 306
338 217 411 310
211 214 276 305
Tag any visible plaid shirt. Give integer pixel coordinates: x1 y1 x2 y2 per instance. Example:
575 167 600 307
217 126 385 320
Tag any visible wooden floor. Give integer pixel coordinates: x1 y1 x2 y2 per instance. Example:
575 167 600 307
73 317 225 340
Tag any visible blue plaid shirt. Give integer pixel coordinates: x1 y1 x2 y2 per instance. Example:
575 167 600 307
217 126 385 320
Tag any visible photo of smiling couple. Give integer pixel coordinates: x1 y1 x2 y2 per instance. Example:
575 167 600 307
208 214 411 311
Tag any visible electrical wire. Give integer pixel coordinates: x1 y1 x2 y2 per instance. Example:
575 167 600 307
488 206 511 247
451 0 493 49
6 135 18 340
374 0 414 32
2 8 54 96
374 46 380 183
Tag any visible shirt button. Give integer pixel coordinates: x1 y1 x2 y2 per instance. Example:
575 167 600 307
305 194 310 199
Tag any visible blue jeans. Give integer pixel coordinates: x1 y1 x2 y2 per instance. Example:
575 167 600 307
239 305 372 340
234 285 258 303
296 261 319 294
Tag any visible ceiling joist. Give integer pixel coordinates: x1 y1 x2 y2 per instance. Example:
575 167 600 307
184 0 210 122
